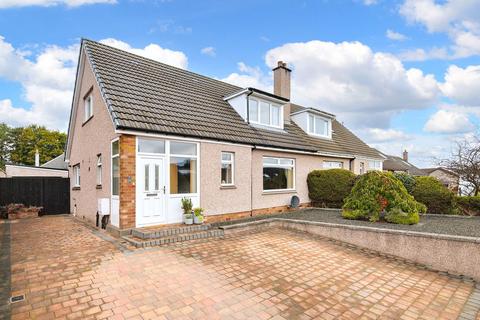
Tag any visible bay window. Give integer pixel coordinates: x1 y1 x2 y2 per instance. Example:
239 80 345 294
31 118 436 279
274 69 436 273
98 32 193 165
263 157 295 191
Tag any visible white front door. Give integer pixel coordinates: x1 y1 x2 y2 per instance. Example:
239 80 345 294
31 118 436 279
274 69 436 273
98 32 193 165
137 156 166 226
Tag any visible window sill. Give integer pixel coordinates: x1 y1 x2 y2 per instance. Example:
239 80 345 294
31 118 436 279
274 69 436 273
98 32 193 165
96 185 102 189
262 189 296 195
220 185 236 190
82 115 94 127
72 186 81 191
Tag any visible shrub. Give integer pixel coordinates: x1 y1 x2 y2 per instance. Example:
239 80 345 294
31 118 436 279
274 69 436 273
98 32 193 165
307 169 356 208
456 196 480 216
393 172 416 194
342 171 425 224
412 176 456 214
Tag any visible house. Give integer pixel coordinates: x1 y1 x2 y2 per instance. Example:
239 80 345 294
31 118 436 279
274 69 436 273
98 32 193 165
3 153 68 178
382 150 426 176
65 39 384 233
422 167 460 194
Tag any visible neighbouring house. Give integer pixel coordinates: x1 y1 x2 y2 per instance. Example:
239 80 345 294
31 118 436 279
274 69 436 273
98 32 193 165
382 150 425 176
65 39 384 233
422 167 460 194
3 153 68 178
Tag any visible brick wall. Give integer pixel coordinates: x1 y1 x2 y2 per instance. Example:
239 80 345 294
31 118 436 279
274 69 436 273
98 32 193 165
119 135 136 229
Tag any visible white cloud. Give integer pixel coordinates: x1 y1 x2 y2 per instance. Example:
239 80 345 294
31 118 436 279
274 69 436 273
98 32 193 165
424 109 474 133
363 128 411 142
99 38 188 69
0 36 189 130
200 46 216 57
221 62 271 91
398 47 448 61
0 0 116 8
386 29 408 41
363 0 378 5
399 0 480 58
441 65 480 106
261 40 440 128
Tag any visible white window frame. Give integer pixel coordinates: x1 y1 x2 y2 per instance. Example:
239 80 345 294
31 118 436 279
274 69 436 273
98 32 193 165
111 139 120 197
323 161 343 169
73 164 80 187
167 140 199 197
96 154 102 186
368 160 382 171
248 97 283 129
84 94 93 122
307 113 331 138
221 152 235 186
262 157 296 192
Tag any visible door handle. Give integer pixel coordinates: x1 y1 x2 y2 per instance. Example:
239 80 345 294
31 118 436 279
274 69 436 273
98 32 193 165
146 193 158 197
162 186 166 194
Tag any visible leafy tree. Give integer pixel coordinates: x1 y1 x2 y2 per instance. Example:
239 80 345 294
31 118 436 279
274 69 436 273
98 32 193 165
0 123 12 169
8 125 67 166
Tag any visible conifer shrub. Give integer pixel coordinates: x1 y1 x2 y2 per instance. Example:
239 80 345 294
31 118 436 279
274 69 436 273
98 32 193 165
307 169 356 208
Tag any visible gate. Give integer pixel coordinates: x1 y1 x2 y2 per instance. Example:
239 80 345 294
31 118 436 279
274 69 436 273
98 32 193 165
0 177 70 215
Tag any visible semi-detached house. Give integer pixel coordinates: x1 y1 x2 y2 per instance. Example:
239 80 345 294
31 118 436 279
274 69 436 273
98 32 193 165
65 39 384 233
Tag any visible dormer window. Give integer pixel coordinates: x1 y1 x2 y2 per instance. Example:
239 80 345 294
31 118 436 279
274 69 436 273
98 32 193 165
248 98 283 128
308 114 331 138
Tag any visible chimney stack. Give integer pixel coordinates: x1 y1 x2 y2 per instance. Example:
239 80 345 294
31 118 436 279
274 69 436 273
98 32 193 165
402 150 408 162
273 61 292 122
35 149 40 167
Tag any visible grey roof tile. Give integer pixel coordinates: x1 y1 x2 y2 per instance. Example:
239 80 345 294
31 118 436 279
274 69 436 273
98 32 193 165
83 39 382 159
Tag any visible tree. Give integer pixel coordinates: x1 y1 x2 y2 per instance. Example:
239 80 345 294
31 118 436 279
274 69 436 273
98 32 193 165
0 123 12 169
440 135 480 196
7 125 67 166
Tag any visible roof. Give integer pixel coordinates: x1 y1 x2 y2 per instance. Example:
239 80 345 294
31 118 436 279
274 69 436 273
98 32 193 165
382 154 425 176
6 164 67 172
41 153 68 170
422 167 459 177
82 39 382 159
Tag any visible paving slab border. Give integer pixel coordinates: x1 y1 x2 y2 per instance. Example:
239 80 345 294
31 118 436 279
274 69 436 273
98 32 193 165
0 221 11 320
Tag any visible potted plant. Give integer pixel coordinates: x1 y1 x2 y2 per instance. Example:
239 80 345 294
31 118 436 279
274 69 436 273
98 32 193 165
181 197 193 225
193 207 204 224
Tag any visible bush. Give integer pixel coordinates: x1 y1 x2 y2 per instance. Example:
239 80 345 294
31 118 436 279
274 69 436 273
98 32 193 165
456 196 480 216
412 176 456 214
342 171 425 224
307 169 356 208
393 172 416 194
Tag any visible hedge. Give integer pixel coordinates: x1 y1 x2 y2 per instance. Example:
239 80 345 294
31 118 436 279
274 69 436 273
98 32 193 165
342 171 425 224
393 172 416 194
307 169 356 208
456 196 480 216
411 176 457 214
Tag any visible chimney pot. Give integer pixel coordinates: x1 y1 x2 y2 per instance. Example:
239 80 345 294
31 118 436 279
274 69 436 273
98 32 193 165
35 149 40 167
402 150 408 162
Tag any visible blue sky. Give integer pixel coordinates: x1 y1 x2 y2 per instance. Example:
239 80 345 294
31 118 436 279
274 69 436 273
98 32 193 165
0 0 479 167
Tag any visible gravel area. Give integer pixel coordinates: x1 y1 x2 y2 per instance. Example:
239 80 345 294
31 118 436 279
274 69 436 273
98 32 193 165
215 208 480 238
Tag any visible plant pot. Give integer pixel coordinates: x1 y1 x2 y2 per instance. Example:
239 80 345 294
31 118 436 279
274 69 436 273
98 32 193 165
194 215 204 224
184 214 193 225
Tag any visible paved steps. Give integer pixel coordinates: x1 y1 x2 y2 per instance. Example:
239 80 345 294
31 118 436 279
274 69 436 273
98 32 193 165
122 224 224 248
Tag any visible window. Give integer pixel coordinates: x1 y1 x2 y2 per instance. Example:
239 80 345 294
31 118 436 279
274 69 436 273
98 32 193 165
96 155 102 186
138 138 165 153
323 161 343 169
263 157 295 191
73 164 80 187
308 114 330 137
368 160 382 171
169 141 197 194
84 95 93 121
111 140 119 196
359 162 365 175
248 98 282 128
221 152 234 186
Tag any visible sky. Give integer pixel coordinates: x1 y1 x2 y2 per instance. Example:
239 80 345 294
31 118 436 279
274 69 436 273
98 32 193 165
0 0 480 167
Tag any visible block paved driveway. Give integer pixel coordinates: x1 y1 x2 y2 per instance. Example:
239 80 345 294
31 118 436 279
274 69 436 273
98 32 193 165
3 216 479 320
